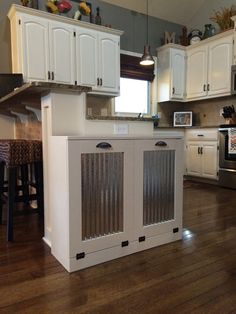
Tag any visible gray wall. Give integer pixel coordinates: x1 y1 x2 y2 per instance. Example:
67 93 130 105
0 0 182 73
188 0 236 33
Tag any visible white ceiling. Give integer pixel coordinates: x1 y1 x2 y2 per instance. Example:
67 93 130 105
101 0 207 25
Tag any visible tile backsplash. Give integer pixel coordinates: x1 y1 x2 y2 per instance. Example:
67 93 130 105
157 96 236 127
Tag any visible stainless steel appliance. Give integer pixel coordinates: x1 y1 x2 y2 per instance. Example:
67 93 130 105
219 125 236 189
231 65 236 95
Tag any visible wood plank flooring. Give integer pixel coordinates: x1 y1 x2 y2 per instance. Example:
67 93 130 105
1 181 236 313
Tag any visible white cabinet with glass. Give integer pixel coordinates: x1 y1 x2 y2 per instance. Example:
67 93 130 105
186 32 233 100
49 136 183 272
185 129 219 180
157 45 186 102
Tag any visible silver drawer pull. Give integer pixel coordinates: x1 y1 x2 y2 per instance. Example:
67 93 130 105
155 141 167 147
96 142 112 149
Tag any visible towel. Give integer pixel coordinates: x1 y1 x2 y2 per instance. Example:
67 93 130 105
228 128 236 154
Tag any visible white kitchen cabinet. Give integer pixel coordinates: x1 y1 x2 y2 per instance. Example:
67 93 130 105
186 33 233 100
76 28 120 95
49 136 183 272
134 139 183 240
49 21 75 84
9 13 75 84
157 45 186 102
186 45 208 99
8 4 122 94
185 129 218 179
18 14 50 82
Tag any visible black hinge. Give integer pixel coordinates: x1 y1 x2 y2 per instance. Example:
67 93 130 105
76 252 85 259
173 227 179 233
18 19 21 25
74 31 76 37
139 236 146 242
121 240 129 247
75 80 77 85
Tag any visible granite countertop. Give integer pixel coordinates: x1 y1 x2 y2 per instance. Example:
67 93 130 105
86 115 154 122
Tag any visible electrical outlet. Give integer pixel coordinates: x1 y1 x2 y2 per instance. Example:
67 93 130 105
113 124 129 135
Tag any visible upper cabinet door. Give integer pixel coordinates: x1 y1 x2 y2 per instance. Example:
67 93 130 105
21 15 49 82
207 35 233 96
49 21 75 85
186 45 208 99
76 27 97 87
97 33 120 94
170 48 185 99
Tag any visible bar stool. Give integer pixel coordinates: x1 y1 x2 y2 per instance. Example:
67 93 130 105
0 139 44 241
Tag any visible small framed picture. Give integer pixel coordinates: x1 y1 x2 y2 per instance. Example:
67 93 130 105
173 111 192 127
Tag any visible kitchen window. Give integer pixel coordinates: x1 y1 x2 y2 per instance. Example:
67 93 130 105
115 77 150 115
113 52 155 116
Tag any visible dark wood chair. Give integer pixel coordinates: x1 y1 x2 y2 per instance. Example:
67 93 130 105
0 139 44 241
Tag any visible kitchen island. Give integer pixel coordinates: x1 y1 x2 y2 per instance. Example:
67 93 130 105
48 131 183 272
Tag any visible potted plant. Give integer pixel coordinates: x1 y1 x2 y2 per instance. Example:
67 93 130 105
210 5 236 31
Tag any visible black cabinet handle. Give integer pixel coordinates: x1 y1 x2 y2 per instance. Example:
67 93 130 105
198 147 200 154
197 134 204 137
100 78 102 86
96 142 112 149
155 141 167 147
200 147 203 154
207 84 210 91
203 84 206 91
172 87 175 94
52 71 54 81
48 71 51 80
97 78 100 86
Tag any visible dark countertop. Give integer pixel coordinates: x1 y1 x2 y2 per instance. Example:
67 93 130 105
86 115 154 122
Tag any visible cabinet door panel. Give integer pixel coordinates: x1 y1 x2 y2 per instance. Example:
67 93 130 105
202 142 218 179
208 35 233 96
76 28 97 87
171 49 185 99
49 22 75 84
68 140 134 256
186 142 202 176
98 33 119 93
186 46 208 99
134 139 183 239
21 15 49 82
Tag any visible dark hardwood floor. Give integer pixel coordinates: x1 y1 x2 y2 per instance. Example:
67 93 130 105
1 181 236 313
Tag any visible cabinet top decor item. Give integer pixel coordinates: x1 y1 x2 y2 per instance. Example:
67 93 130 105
210 5 236 31
8 4 123 36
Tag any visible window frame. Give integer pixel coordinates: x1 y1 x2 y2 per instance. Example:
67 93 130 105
112 50 156 117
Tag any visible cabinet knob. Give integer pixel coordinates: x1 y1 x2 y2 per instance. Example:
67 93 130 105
96 142 112 149
155 141 167 147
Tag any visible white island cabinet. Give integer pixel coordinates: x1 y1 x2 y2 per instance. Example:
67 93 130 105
49 136 183 272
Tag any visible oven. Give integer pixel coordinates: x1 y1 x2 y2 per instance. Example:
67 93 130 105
219 125 236 189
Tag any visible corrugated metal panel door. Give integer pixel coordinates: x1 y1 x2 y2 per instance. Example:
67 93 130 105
143 150 175 226
81 152 124 240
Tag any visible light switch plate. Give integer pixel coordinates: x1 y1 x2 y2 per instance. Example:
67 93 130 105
113 124 129 134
